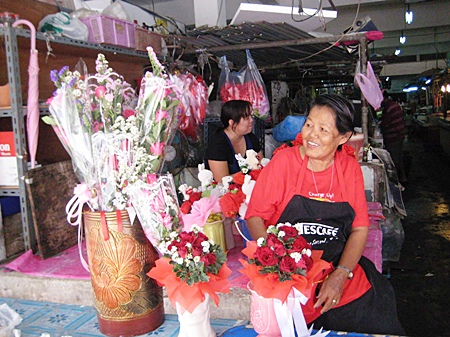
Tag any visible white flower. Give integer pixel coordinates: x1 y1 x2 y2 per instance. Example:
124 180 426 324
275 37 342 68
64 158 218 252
278 231 286 238
257 237 265 247
301 248 312 257
193 256 201 263
201 240 211 252
290 252 302 263
293 223 302 232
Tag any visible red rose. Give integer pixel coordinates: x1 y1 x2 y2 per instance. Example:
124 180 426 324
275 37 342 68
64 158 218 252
302 255 314 271
180 200 193 214
200 253 217 267
179 231 196 244
279 255 297 273
122 109 135 119
255 246 278 266
191 242 203 257
278 226 298 241
189 191 202 202
169 241 188 258
288 236 311 254
196 231 209 242
266 234 286 256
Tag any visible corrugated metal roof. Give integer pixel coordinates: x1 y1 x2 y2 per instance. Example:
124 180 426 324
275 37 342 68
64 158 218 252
173 21 357 83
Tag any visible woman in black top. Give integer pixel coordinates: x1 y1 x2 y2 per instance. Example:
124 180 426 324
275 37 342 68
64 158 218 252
205 100 263 182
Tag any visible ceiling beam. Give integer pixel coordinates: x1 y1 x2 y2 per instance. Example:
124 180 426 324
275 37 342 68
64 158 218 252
183 31 376 54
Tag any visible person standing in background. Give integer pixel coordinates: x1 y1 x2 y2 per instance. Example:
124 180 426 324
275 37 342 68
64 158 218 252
380 90 407 185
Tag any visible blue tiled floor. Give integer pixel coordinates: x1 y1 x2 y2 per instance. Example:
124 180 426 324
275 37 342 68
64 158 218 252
0 297 240 337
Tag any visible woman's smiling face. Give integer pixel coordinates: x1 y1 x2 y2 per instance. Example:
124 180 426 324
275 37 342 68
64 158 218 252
302 105 349 163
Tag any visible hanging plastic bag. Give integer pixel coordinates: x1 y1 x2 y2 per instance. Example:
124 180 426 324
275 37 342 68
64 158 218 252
354 61 383 110
0 303 22 337
102 0 131 22
38 12 89 41
218 50 270 119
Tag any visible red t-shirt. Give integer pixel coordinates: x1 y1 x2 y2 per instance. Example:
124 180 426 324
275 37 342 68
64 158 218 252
246 145 369 228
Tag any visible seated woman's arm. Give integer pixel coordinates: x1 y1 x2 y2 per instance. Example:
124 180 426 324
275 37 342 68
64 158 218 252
314 225 369 314
246 215 268 240
208 159 232 183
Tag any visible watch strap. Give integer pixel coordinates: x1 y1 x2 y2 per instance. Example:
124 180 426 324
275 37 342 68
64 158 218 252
336 265 353 279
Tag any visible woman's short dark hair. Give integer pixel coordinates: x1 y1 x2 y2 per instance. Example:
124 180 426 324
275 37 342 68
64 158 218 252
309 94 355 135
221 100 253 129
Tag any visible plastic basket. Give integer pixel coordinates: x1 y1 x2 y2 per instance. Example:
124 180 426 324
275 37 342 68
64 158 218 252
80 15 136 48
135 28 162 53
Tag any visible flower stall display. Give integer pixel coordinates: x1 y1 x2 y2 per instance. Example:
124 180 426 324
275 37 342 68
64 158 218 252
45 47 183 336
148 226 231 337
219 149 269 219
178 166 230 250
218 50 270 119
240 222 331 337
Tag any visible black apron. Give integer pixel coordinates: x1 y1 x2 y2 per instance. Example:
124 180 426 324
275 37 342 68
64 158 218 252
276 154 405 336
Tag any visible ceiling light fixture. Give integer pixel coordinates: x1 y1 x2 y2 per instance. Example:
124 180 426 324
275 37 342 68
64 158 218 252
394 47 401 56
405 4 413 24
400 31 406 44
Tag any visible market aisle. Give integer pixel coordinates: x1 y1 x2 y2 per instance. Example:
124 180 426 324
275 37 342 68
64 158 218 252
389 136 450 337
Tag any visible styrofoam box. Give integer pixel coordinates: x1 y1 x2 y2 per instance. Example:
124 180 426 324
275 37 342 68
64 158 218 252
80 15 136 48
0 132 18 187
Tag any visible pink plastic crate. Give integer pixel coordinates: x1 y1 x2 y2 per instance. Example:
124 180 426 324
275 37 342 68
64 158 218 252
80 15 136 48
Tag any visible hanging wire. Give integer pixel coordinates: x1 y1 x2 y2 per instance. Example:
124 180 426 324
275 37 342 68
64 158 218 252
215 0 225 27
259 0 362 71
290 0 322 23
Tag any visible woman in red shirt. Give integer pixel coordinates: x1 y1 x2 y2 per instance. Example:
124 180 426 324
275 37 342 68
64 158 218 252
246 94 404 335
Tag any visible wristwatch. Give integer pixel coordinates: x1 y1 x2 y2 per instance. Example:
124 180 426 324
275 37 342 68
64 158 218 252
336 265 354 279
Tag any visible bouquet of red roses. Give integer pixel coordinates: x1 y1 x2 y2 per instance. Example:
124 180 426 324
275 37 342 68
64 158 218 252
147 226 231 313
240 223 332 337
240 222 331 301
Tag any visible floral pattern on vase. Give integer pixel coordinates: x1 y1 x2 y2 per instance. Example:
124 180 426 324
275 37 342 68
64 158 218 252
248 282 281 337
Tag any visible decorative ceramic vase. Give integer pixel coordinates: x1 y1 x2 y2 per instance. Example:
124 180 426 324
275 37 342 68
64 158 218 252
83 209 165 337
203 213 226 251
175 294 215 337
248 282 281 337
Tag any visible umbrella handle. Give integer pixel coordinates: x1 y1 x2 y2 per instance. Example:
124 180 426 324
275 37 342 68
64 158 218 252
12 19 36 50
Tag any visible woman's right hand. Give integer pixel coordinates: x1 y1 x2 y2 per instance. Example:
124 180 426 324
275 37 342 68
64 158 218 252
246 216 268 240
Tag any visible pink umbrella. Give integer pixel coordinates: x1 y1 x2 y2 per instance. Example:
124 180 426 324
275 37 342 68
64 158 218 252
12 19 39 169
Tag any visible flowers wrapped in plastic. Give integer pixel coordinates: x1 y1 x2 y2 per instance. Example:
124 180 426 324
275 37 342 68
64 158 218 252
148 226 231 313
218 50 270 119
240 222 331 337
46 47 183 246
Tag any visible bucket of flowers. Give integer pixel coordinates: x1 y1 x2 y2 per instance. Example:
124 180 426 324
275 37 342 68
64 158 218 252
239 222 332 337
44 47 183 336
148 225 231 337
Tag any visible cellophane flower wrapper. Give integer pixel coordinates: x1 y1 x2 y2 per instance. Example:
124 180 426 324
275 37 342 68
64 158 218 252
148 257 231 313
127 174 183 248
181 194 222 231
48 49 185 248
170 72 208 142
240 241 332 303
